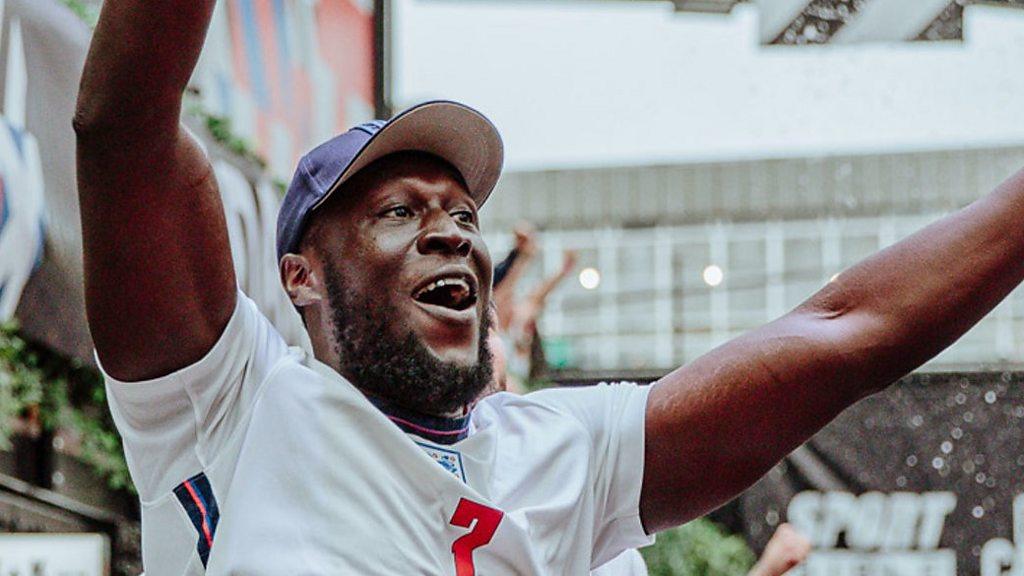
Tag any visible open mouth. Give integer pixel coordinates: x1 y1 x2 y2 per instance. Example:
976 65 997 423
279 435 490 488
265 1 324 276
412 275 478 312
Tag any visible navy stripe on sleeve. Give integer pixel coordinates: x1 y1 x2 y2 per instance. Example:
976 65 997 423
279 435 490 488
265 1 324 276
174 472 220 568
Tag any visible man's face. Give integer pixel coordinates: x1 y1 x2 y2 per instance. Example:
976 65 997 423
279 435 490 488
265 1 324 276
304 152 494 413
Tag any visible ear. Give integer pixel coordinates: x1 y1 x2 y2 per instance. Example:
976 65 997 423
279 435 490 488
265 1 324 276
280 253 325 308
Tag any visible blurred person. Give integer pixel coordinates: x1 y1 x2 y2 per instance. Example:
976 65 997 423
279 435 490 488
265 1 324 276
493 224 578 388
748 524 811 576
76 1 1024 574
491 223 538 292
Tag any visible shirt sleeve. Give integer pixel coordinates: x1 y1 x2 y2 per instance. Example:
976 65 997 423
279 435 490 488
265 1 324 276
100 290 290 502
530 382 655 567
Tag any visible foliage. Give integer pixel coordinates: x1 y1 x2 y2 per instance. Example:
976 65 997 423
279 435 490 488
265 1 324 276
43 370 133 491
192 104 268 170
180 93 264 168
58 0 99 27
641 518 757 576
0 322 44 449
0 322 132 492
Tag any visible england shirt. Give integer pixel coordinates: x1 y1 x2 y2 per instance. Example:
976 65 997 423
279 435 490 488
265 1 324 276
104 291 653 575
591 550 649 576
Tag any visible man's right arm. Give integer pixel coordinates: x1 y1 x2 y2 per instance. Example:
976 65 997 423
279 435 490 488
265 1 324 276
74 0 236 382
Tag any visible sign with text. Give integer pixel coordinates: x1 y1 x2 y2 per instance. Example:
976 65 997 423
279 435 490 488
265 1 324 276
728 371 1024 576
787 491 958 575
0 534 108 576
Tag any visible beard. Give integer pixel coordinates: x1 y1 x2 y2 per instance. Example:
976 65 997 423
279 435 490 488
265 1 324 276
323 259 494 416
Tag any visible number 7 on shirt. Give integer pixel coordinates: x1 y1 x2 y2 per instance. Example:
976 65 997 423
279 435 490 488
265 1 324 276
449 498 504 576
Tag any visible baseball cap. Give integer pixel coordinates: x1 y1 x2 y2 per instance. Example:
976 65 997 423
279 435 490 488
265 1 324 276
276 100 504 262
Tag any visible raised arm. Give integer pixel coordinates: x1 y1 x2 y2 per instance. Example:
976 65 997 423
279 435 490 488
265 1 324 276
494 224 539 330
74 0 236 381
640 168 1024 532
524 250 577 311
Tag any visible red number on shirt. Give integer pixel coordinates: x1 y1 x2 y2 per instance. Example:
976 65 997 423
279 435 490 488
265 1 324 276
449 498 504 576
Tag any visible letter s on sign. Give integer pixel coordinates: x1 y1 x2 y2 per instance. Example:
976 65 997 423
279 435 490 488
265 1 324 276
788 492 823 547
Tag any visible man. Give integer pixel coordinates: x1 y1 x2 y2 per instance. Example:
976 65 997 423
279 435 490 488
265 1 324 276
75 1 1024 574
492 225 578 389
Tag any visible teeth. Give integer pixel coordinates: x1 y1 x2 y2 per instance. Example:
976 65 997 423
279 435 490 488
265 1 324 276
416 277 471 298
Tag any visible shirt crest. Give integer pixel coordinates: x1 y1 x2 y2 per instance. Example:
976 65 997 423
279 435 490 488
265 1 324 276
416 442 467 483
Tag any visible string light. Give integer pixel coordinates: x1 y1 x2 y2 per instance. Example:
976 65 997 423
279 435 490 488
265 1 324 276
702 265 723 287
579 267 601 290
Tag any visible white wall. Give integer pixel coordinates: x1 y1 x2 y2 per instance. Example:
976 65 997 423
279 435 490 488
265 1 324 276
394 1 1024 172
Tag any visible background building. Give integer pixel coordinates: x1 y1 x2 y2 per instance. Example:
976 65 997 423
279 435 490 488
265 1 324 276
482 145 1024 373
392 0 1024 375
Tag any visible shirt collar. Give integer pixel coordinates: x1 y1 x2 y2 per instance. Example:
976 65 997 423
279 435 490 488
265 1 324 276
367 396 472 445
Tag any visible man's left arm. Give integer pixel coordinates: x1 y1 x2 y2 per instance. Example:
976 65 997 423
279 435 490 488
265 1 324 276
641 168 1024 532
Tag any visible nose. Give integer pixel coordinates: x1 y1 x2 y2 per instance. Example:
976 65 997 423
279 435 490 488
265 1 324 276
417 213 472 258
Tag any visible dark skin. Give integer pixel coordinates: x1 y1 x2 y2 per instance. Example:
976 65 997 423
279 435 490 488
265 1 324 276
74 0 234 381
280 153 492 379
77 0 1024 536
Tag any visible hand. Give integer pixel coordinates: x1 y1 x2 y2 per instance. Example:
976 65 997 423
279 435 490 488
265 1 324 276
749 524 811 576
513 222 538 258
560 250 578 276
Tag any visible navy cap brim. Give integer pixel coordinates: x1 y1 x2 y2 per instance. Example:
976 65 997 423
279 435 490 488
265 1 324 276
311 100 504 213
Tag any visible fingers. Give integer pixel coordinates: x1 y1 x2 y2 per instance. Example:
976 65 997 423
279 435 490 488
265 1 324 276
765 523 812 570
748 523 812 576
561 250 578 273
513 221 538 255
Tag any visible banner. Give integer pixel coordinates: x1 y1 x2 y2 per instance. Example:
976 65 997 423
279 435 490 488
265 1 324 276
194 0 375 179
3 0 380 359
0 533 108 576
727 371 1024 575
2 0 91 359
0 112 45 321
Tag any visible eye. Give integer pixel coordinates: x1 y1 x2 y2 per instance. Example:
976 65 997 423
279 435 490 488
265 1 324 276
382 206 413 218
452 210 475 224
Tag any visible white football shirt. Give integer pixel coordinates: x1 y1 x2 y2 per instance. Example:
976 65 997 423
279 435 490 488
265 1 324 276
104 291 653 575
591 550 649 576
